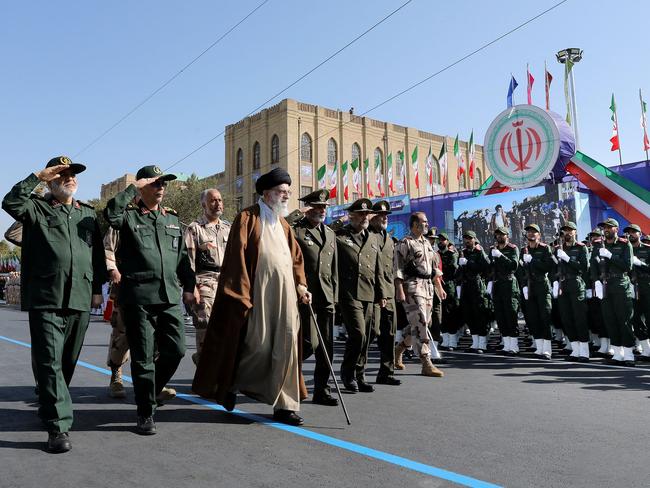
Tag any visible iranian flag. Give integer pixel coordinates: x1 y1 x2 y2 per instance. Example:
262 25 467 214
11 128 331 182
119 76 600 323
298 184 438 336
527 65 534 105
387 153 394 193
342 160 349 201
411 146 419 190
364 158 373 197
399 155 406 193
610 93 620 152
454 134 466 182
351 158 361 193
317 164 327 189
438 139 448 189
425 145 433 194
640 89 650 151
468 130 476 180
329 164 338 198
374 154 384 196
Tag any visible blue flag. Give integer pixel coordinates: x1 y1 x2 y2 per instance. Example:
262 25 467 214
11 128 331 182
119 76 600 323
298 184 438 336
507 75 518 108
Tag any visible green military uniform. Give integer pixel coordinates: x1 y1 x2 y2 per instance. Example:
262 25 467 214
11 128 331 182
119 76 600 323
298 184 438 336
627 224 650 361
589 218 635 364
586 228 609 352
488 227 520 355
518 224 555 358
104 166 196 420
2 159 106 439
437 233 461 350
336 198 381 392
455 231 491 352
554 222 590 360
292 189 338 401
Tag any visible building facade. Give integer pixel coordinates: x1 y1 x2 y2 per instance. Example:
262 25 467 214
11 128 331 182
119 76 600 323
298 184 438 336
100 174 136 201
224 98 488 212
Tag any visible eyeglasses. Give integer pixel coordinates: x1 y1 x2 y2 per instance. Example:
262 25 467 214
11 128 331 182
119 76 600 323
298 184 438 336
273 188 292 197
150 180 168 188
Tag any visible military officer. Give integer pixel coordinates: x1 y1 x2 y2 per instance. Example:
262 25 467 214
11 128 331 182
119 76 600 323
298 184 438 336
437 232 462 351
105 165 198 434
369 200 401 385
487 226 520 355
293 189 339 405
394 212 446 377
184 188 231 365
625 224 650 361
586 228 610 354
455 230 491 354
519 224 555 359
554 222 590 362
2 156 107 453
336 198 382 393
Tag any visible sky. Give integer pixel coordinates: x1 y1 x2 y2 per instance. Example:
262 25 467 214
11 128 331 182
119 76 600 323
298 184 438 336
2 0 649 233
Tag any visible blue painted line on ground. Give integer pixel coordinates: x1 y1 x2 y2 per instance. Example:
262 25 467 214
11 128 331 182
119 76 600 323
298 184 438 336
0 333 501 488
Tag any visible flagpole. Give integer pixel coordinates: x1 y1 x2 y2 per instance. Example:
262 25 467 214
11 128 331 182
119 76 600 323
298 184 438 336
544 60 549 111
613 93 623 167
568 65 580 150
641 88 649 162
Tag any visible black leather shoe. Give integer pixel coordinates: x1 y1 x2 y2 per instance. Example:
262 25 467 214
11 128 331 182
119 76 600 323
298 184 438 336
356 379 375 393
47 432 71 453
223 392 237 412
376 375 401 386
576 356 589 363
638 355 650 362
342 376 358 393
605 357 622 365
136 416 157 435
624 360 636 367
273 409 304 426
312 392 339 406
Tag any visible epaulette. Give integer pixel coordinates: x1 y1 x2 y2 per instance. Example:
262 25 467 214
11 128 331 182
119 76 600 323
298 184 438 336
30 194 46 201
507 242 517 248
618 237 628 243
78 200 94 209
163 206 178 216
126 203 138 210
575 241 585 246
221 219 232 227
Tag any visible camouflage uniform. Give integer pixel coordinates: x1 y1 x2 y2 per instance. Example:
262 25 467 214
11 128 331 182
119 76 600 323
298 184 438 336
105 228 129 372
184 216 230 364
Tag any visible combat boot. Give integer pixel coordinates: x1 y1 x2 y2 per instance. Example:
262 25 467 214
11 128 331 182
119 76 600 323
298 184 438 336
108 367 126 399
420 356 444 377
394 342 407 370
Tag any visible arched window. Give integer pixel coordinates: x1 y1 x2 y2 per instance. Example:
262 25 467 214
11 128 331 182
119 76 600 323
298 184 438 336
327 138 338 165
300 133 312 162
271 134 280 164
253 141 260 170
351 143 361 164
474 167 482 188
236 148 243 176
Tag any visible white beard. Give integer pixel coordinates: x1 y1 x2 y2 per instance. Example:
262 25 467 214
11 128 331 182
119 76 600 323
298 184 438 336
267 198 289 217
50 180 77 200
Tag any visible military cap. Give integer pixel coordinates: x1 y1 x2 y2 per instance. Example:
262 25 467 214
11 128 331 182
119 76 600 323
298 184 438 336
255 167 291 195
438 231 450 241
46 155 86 174
371 200 392 214
588 227 603 237
599 217 619 228
463 230 477 239
624 223 642 234
525 224 541 233
136 165 177 182
642 234 650 243
425 228 438 240
494 226 509 235
561 221 577 231
298 188 330 206
346 198 373 213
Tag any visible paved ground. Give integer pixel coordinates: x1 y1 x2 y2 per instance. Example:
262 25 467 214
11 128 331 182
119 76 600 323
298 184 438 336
1 304 649 488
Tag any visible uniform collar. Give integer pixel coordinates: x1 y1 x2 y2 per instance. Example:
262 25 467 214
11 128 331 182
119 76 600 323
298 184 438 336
197 215 221 227
137 198 165 215
47 194 80 209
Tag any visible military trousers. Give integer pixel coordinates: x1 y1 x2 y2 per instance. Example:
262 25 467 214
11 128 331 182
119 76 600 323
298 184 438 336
588 297 607 338
299 306 334 394
632 283 650 341
191 276 218 359
460 283 489 336
340 299 375 381
493 280 519 338
28 309 89 433
601 292 635 347
558 286 589 342
429 294 442 341
524 282 552 340
374 303 396 378
121 303 186 417
107 305 130 368
440 282 461 335
401 295 433 357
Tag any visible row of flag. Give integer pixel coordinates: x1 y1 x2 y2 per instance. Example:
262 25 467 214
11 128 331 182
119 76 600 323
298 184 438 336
608 89 650 159
0 256 20 273
506 63 554 110
316 133 477 201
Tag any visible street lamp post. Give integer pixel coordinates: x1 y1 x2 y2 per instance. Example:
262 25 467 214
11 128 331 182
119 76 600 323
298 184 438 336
556 48 583 150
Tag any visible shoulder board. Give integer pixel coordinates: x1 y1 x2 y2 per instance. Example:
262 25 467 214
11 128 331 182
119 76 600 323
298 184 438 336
618 237 628 243
220 219 232 227
31 194 46 201
78 200 94 209
507 243 517 248
538 242 548 247
126 203 138 210
402 235 414 241
163 207 177 215
576 241 585 246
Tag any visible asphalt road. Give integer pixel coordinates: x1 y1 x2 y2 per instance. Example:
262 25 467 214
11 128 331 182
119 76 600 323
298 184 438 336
1 305 648 488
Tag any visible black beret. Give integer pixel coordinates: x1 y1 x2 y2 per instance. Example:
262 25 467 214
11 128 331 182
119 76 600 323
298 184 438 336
256 168 291 195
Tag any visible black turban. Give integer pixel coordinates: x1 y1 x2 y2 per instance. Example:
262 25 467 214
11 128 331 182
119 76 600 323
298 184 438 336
255 167 292 195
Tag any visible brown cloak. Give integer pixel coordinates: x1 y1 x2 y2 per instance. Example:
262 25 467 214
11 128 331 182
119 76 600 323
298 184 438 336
192 204 307 404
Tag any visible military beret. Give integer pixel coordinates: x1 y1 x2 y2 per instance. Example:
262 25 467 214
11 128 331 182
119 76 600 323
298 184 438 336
298 188 330 206
438 231 450 241
494 226 509 235
371 200 392 214
136 165 177 182
255 167 291 195
624 223 642 234
463 230 477 239
46 155 86 174
561 221 577 231
346 198 373 213
599 218 619 228
525 224 541 233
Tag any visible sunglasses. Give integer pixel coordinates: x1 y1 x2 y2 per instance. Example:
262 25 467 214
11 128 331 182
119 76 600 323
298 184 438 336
150 180 168 188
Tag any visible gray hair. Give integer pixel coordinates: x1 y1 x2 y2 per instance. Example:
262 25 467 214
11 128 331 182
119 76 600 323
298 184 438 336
200 188 221 204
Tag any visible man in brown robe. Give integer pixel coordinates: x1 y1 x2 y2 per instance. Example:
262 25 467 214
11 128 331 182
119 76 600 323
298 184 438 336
193 168 311 426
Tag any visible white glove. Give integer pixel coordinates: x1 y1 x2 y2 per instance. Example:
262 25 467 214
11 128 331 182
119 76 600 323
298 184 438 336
594 280 604 300
491 248 503 258
522 286 529 300
557 249 570 262
633 256 645 266
456 285 462 299
458 257 468 266
586 289 593 299
486 281 494 295
523 254 533 264
599 248 612 259
552 280 559 298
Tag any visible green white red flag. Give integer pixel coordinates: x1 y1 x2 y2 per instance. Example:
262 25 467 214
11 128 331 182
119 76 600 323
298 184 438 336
387 153 394 193
468 131 475 180
640 89 650 152
342 160 349 201
438 139 448 189
351 158 360 193
317 164 327 189
364 158 373 197
329 164 337 198
453 134 465 182
375 154 384 196
411 146 419 190
425 145 433 194
610 93 620 152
